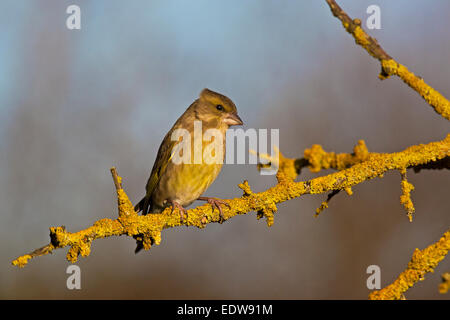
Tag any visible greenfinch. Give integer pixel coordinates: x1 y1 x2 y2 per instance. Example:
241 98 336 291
134 88 243 253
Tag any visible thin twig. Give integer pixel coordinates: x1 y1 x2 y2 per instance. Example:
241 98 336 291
325 0 450 120
110 167 122 190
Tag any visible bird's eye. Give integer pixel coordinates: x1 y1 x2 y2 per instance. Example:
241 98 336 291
216 105 224 111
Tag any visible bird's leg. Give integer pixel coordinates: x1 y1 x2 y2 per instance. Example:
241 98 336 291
197 197 231 223
169 200 188 222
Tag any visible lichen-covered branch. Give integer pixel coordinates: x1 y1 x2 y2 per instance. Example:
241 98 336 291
399 169 415 222
10 2 450 303
325 0 450 299
439 272 450 294
325 0 450 120
369 230 450 300
302 140 370 173
12 135 450 268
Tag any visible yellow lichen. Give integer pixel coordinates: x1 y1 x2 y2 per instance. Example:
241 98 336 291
399 171 415 222
369 230 450 300
117 188 136 218
353 140 369 160
328 0 450 121
380 59 450 120
304 144 329 173
11 135 450 267
353 26 371 49
315 202 329 217
12 255 32 268
379 59 398 80
304 140 370 173
238 180 253 197
439 272 450 294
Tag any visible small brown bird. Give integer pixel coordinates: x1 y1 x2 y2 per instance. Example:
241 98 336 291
134 88 243 252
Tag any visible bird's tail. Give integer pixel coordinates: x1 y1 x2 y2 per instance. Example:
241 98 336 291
133 195 152 254
134 195 151 215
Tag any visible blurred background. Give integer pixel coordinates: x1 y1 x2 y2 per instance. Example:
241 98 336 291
1 0 449 299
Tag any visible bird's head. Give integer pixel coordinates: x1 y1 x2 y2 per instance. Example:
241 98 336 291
196 88 243 127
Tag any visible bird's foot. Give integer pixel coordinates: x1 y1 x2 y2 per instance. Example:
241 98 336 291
197 197 231 223
170 200 188 222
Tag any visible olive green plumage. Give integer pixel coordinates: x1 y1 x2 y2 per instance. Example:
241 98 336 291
134 88 243 253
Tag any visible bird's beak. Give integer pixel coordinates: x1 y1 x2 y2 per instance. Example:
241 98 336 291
224 112 244 126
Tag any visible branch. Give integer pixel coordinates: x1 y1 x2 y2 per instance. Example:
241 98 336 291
298 141 449 175
12 135 450 267
325 0 450 121
369 229 450 300
325 0 450 299
297 140 445 219
439 272 450 294
10 2 450 304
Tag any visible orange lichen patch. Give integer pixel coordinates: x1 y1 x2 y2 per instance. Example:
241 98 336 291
439 272 450 294
369 230 450 300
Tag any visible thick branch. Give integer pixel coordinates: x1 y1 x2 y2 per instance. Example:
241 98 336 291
325 0 450 120
12 135 450 267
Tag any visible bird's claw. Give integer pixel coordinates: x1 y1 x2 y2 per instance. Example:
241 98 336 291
198 197 231 223
170 200 188 222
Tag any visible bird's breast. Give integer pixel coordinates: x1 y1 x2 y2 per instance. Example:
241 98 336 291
151 123 227 208
152 162 223 208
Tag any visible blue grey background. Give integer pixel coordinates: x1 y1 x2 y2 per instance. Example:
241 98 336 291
1 0 449 299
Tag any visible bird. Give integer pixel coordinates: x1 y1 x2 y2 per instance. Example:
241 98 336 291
133 88 243 253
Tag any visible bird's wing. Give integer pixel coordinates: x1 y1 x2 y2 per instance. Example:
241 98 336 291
145 129 178 198
145 101 197 205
